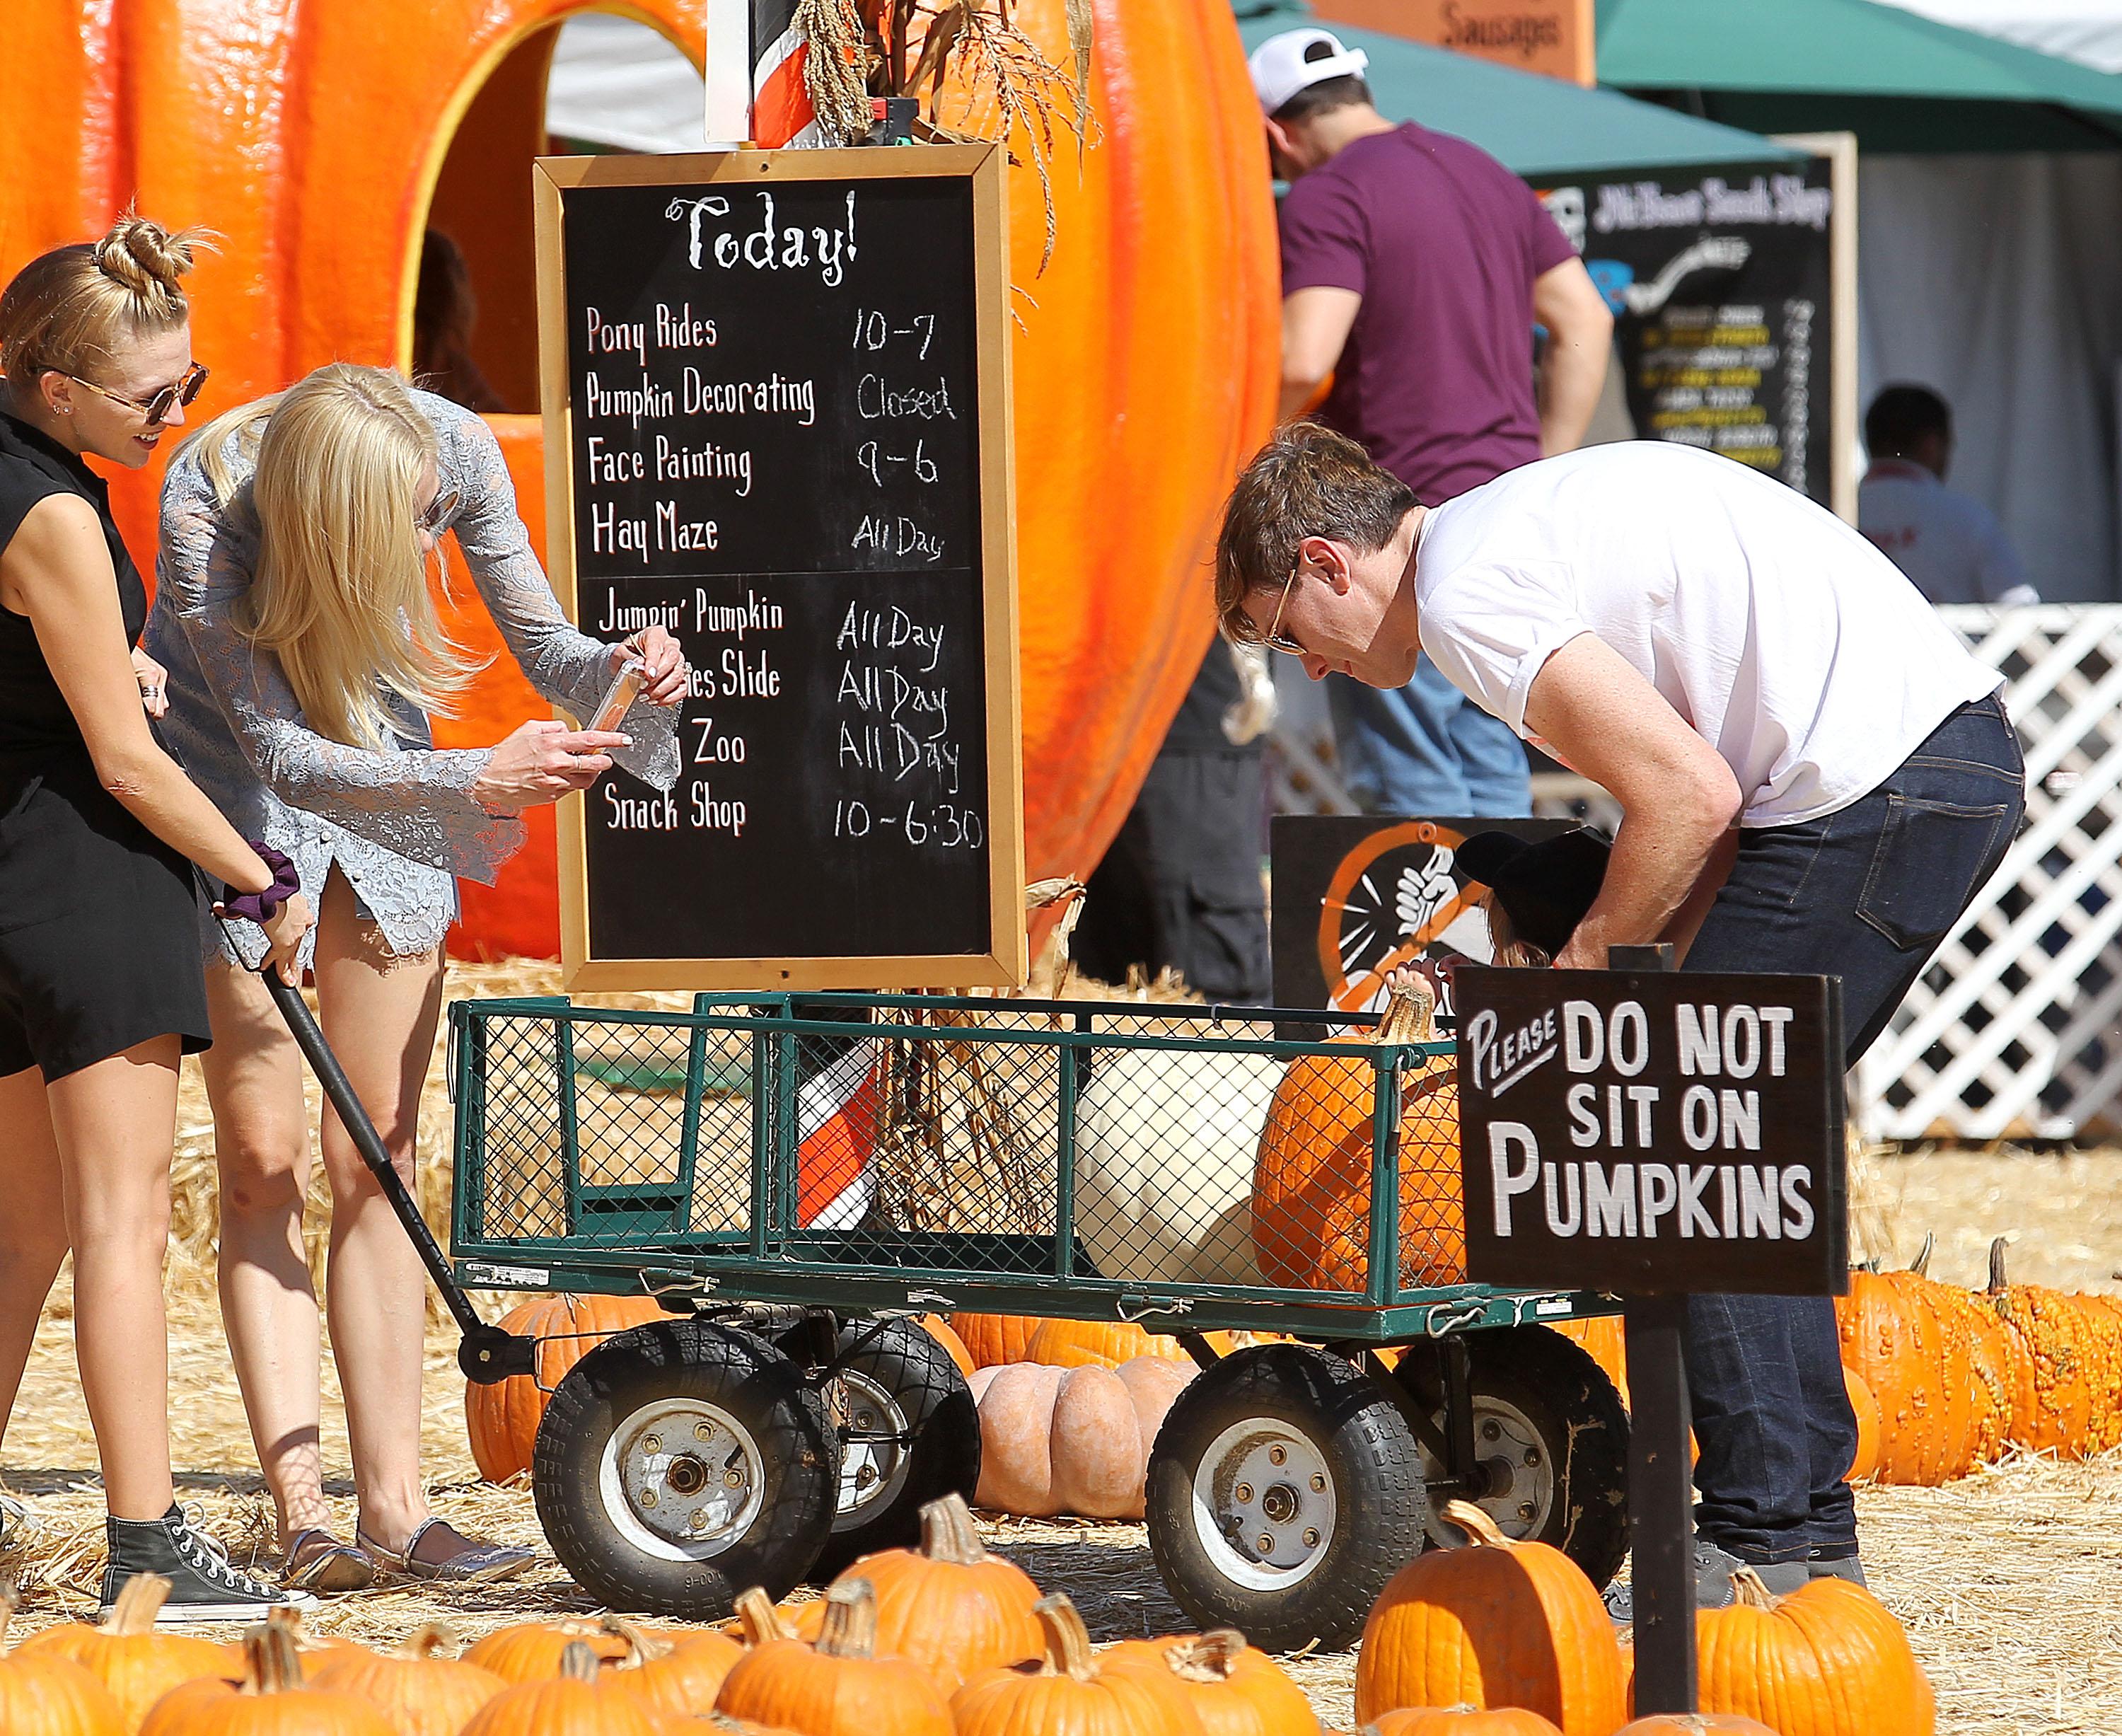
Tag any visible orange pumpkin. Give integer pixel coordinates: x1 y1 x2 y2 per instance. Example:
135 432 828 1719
1252 980 1462 1292
0 1587 125 1736
918 1316 978 1382
1983 1242 2097 1459
951 1315 1046 1370
458 1640 667 1736
3 0 1275 960
951 1596 1202 1736
16 1575 228 1730
1370 1713 1562 1736
1101 1631 1319 1736
1553 1317 1628 1406
2075 1291 2122 1454
1924 1278 2013 1468
1695 1568 1935 1736
1353 1500 1626 1736
1834 1268 1968 1483
465 1292 666 1481
821 1492 1041 1692
1841 1365 1881 1483
464 1617 633 1685
308 1627 508 1736
1613 1720 1777 1735
714 1579 953 1736
594 1620 746 1723
138 1622 393 1736
1024 1319 1190 1369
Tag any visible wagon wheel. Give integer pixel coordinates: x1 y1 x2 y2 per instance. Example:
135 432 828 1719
1144 1343 1428 1653
773 1314 981 1580
1386 1324 1630 1590
533 1319 839 1617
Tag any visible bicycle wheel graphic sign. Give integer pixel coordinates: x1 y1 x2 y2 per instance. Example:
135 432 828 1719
1270 816 1579 1022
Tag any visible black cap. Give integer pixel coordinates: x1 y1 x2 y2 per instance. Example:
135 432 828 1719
1454 827 1612 957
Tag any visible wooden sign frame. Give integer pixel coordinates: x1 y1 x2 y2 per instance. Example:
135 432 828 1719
533 144 1025 992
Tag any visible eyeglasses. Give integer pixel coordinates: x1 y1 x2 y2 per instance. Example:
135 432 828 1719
1258 554 1309 656
57 361 208 427
415 480 461 536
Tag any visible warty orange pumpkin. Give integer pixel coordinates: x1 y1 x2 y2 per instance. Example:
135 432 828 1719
465 1292 666 1482
137 1621 393 1736
951 1595 1203 1736
714 1579 953 1736
1834 1268 1966 1483
820 1492 1041 1691
15 1574 228 1730
1352 1500 1626 1736
1984 1239 2097 1459
1101 1631 1319 1736
1694 1568 1934 1736
307 1626 508 1736
1251 979 1463 1292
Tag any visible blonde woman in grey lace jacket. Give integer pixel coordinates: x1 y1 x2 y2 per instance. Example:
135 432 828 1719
141 366 685 1590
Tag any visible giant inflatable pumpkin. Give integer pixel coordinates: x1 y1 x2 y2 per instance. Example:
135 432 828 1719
1 1 1276 959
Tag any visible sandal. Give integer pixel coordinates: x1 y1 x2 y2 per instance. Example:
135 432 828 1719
281 1527 376 1594
355 1518 536 1584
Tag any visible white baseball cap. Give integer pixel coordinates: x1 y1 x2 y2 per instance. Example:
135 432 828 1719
1248 27 1372 117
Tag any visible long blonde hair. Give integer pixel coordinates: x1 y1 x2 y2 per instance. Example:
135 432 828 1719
187 365 477 748
0 214 210 402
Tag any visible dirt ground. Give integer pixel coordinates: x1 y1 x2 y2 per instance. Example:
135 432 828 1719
1 961 2117 1733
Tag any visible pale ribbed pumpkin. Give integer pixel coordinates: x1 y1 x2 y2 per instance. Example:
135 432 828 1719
1353 1502 1625 1736
1251 980 1461 1292
14 1575 228 1730
1695 1569 1935 1736
465 1292 667 1482
819 1493 1040 1692
1101 1631 1319 1736
968 1356 1195 1519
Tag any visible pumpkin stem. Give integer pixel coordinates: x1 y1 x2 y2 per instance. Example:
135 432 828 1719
917 1492 989 1566
1031 1594 1098 1683
816 1580 879 1660
732 1587 796 1645
1376 977 1436 1046
606 1617 673 1667
1728 1567 1781 1611
1989 1235 2010 1292
1911 1231 1935 1278
243 1621 309 1694
1164 1629 1246 1682
397 1624 453 1660
560 1640 604 1683
105 1572 172 1635
1439 1499 1510 1549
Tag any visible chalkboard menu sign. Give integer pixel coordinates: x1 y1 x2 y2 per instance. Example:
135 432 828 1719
1537 156 1837 506
1454 967 1848 1295
533 146 1024 990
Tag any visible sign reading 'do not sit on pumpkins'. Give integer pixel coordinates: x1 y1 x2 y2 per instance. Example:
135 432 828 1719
1453 966 1849 1295
533 143 1025 993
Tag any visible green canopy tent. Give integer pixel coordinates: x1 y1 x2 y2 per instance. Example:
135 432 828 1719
1596 0 2122 152
1233 1 1807 174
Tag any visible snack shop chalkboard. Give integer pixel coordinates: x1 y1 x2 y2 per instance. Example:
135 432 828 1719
533 145 1024 991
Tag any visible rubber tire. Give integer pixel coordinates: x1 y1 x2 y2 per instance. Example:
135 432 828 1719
533 1319 839 1617
775 1316 981 1580
1388 1324 1630 1591
1145 1343 1427 1653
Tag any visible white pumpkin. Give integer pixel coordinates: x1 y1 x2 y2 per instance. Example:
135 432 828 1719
1074 1046 1279 1285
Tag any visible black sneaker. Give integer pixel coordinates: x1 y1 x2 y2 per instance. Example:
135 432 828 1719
100 1505 318 1624
1603 1538 1811 1626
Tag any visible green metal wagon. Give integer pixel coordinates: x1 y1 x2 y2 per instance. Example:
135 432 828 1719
443 991 1628 1650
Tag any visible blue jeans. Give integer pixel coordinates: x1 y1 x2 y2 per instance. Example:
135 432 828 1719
1680 693 2024 1562
1326 656 1531 817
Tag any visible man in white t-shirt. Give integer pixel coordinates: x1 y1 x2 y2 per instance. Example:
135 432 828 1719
1217 423 2025 1610
1857 384 2038 607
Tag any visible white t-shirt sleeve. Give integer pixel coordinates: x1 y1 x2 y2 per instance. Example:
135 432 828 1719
1418 561 1591 736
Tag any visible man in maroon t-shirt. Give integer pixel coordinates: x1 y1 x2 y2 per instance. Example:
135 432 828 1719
1251 28 1613 817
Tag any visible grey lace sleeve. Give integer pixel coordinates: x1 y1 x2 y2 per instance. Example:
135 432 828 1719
435 400 681 793
156 453 527 885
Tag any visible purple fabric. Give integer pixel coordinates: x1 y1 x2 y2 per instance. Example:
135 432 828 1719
221 841 299 924
1279 122 1576 502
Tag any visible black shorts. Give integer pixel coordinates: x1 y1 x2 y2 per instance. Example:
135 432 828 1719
0 756 211 1080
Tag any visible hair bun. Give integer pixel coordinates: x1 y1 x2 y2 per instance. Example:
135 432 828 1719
93 214 202 302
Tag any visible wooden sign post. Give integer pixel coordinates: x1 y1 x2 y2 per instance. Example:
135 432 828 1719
533 144 1024 991
1455 950 1848 1713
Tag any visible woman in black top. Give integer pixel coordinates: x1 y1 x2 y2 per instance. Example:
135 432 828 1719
0 216 312 1622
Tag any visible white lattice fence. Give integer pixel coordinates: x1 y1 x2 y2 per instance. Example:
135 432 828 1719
1265 610 2122 1140
1855 606 2122 1142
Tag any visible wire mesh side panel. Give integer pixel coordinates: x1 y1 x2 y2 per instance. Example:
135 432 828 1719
459 1012 755 1246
